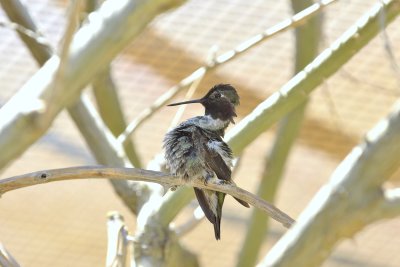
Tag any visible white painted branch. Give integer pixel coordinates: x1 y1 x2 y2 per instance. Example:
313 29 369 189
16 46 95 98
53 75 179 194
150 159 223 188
226 0 400 155
1 0 153 216
257 100 400 265
0 0 186 170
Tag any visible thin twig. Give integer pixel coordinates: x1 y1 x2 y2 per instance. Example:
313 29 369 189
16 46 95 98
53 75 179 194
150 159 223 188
117 0 338 144
0 166 295 228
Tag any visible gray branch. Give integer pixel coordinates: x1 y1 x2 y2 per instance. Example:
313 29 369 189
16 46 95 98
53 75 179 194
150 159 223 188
0 166 295 228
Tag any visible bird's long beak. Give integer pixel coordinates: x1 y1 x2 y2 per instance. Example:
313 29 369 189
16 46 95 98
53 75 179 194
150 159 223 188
167 98 203 106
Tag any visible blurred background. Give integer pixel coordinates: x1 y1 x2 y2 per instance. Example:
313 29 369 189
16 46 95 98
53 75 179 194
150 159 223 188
1 0 400 266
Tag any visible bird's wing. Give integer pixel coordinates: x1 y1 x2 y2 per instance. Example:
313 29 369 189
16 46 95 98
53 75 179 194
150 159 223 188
203 140 232 182
201 134 250 208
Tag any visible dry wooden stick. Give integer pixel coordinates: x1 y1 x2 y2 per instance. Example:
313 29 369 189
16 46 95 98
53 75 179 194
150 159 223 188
0 166 295 228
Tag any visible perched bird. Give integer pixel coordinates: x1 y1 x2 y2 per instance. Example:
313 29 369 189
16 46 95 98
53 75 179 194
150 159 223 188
163 84 249 240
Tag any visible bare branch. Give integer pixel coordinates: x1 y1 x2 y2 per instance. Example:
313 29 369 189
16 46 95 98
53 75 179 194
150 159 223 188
48 0 84 115
0 166 295 229
69 96 155 214
226 0 400 155
0 0 149 216
117 0 337 144
237 1 322 265
82 0 142 168
258 84 400 266
0 0 186 170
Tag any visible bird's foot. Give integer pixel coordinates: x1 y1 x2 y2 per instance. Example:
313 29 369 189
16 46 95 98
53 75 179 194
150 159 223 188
203 173 214 186
217 179 230 185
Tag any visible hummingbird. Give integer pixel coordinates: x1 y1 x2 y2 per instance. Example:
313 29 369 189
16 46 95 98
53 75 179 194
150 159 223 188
163 84 249 240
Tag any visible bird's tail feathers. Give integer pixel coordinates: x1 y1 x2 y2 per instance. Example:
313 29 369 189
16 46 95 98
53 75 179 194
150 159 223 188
233 197 250 208
194 188 225 240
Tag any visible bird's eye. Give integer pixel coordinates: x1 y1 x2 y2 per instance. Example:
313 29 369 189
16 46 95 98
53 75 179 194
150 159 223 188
214 92 221 98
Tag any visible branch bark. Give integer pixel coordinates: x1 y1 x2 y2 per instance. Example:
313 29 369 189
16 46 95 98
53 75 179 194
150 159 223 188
0 0 186 170
0 2 197 265
0 166 295 228
225 0 400 155
258 81 400 265
0 0 152 215
255 2 400 266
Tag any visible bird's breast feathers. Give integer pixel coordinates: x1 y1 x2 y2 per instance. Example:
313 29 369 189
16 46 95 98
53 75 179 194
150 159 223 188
189 115 230 131
163 119 233 177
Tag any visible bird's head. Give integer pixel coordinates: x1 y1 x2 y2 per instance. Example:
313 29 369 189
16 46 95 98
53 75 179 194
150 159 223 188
168 84 240 123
